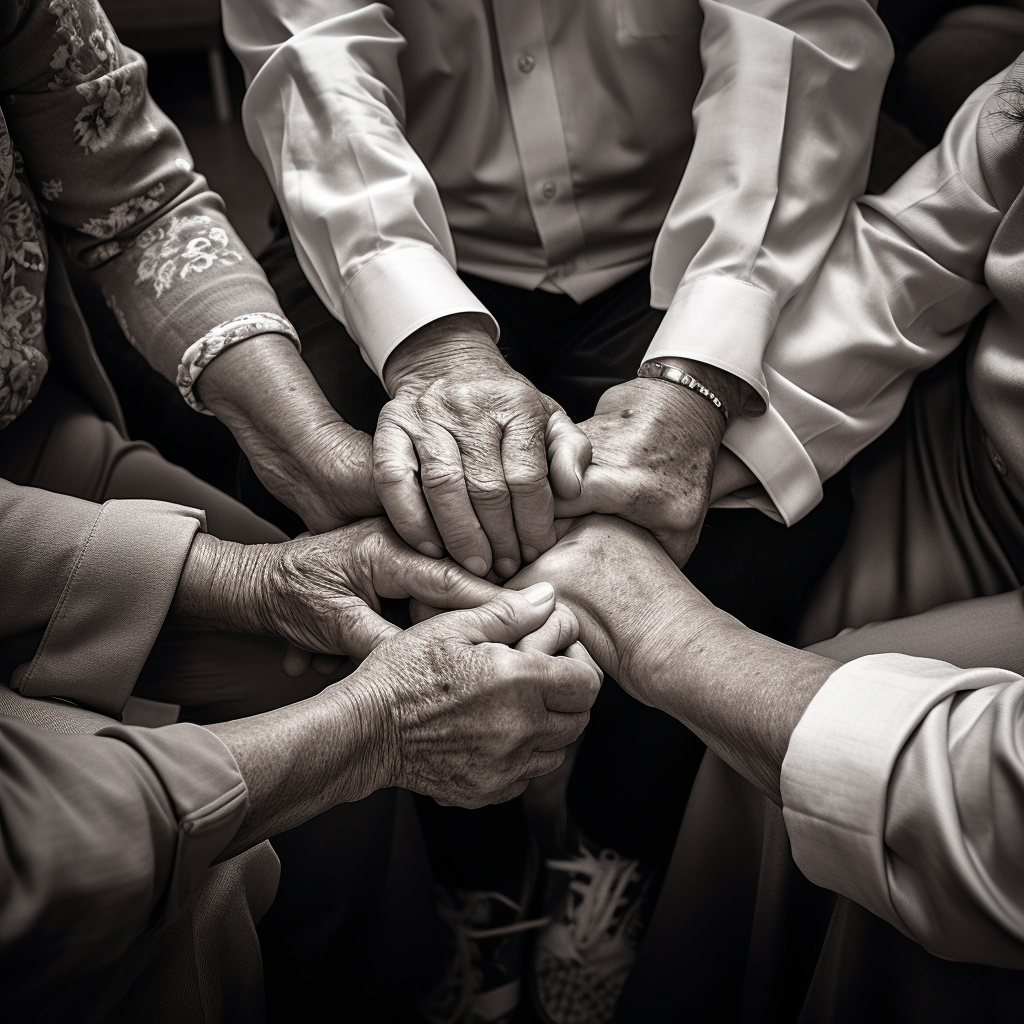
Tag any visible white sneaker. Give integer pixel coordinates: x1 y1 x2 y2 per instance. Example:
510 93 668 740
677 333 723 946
530 835 653 1024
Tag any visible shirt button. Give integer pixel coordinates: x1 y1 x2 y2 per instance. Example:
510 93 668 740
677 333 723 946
541 181 557 200
517 54 536 74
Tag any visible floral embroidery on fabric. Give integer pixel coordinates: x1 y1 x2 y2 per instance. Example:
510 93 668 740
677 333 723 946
40 179 63 202
48 1 142 153
133 215 244 297
48 0 119 89
80 183 165 239
0 115 48 428
177 313 300 413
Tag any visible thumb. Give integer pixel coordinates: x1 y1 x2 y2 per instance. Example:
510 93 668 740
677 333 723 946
427 582 557 647
547 410 592 500
337 604 404 660
552 464 623 518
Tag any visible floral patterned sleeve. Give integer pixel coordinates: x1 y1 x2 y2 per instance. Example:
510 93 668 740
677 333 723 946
0 0 297 420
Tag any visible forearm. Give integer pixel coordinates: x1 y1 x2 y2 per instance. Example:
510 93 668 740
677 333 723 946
207 674 394 856
636 607 838 803
170 532 275 636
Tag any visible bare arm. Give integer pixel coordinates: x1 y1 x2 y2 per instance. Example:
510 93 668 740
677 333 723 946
505 515 838 801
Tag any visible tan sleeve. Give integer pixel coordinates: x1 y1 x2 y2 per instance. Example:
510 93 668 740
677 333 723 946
0 480 204 716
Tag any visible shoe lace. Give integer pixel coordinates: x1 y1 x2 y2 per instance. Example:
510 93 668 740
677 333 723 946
429 890 551 1024
545 846 642 952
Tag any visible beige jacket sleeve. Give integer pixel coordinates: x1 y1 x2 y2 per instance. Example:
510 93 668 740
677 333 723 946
0 717 249 1001
0 479 204 716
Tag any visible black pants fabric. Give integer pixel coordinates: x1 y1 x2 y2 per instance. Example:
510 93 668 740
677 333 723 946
256 237 853 882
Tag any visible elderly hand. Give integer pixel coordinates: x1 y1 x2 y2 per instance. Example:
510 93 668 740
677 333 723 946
173 517 505 660
553 360 757 567
360 583 602 807
374 314 591 579
209 584 603 854
193 333 382 533
503 515 690 703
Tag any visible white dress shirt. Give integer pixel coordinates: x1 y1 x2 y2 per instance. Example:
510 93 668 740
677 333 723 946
734 71 1012 523
222 0 891 416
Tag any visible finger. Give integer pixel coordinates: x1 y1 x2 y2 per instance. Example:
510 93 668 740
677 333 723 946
422 582 556 646
522 748 567 779
552 464 624 518
373 421 444 557
514 602 580 656
525 650 602 714
409 599 443 624
562 640 604 682
535 709 592 751
501 417 556 563
546 409 592 500
461 426 521 579
282 642 313 678
382 545 505 609
414 428 492 576
312 653 345 676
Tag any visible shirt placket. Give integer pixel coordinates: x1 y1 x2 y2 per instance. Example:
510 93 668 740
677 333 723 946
491 0 587 268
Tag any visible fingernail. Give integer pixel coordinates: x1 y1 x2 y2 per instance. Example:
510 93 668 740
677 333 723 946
466 556 489 576
521 545 539 563
574 469 583 493
418 542 444 558
494 557 518 578
521 581 554 607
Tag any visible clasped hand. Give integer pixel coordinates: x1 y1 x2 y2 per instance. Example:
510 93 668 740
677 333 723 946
375 315 591 580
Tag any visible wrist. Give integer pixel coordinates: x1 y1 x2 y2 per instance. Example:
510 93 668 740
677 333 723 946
173 533 277 635
332 663 403 793
383 312 501 394
648 358 754 425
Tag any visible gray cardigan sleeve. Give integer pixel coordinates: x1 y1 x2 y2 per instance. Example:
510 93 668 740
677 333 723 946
0 479 204 716
0 718 247 999
782 653 1024 968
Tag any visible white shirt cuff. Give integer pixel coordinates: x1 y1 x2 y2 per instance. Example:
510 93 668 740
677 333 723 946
780 653 991 921
342 247 499 380
644 277 775 409
720 402 823 526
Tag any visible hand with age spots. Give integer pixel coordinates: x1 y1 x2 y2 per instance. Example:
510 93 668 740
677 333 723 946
553 361 757 568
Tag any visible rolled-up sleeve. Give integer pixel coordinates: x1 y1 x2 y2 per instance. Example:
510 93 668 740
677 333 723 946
1 0 298 405
643 0 892 410
782 653 1024 968
0 718 247 998
0 480 204 716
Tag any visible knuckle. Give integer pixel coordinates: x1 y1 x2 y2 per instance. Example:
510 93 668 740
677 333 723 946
419 461 466 492
466 476 511 507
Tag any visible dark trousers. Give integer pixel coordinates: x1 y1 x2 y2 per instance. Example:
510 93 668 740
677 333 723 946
255 237 853 882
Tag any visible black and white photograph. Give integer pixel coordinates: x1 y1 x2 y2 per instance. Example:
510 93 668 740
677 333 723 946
3 0 1024 1021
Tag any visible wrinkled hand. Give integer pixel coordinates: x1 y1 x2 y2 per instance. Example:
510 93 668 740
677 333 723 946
375 314 590 579
261 518 510 660
554 362 753 567
358 583 602 807
505 515 713 706
174 518 506 662
193 333 382 533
